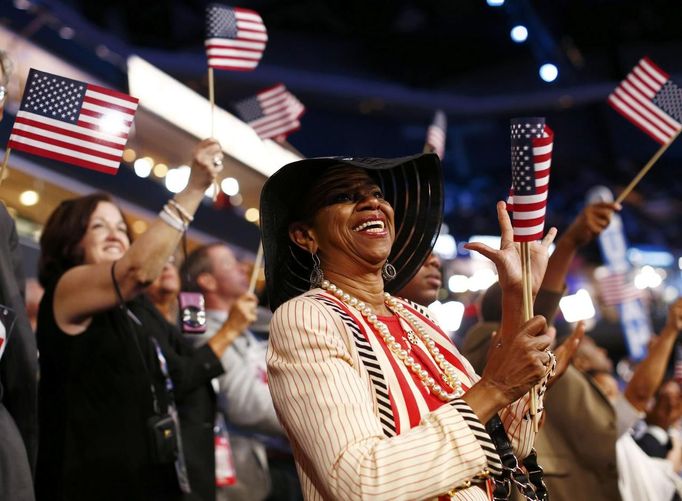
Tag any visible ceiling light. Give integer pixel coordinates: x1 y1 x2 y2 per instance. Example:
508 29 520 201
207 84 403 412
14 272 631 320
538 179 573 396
539 63 559 83
434 234 456 259
133 157 153 177
510 25 528 43
448 275 469 293
428 300 465 331
127 56 302 178
122 148 136 163
245 208 260 223
131 220 148 234
13 0 31 10
468 269 498 291
153 163 168 178
559 289 596 322
221 177 240 196
59 26 75 40
486 0 504 6
165 165 190 193
19 190 39 206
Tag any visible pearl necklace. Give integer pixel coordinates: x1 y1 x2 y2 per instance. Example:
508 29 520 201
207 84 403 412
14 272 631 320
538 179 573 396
321 280 464 401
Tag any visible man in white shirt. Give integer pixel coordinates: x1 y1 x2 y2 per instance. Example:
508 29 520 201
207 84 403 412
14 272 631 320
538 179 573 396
181 243 286 501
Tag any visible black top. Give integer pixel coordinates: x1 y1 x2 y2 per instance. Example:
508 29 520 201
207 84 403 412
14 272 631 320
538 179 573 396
36 283 224 501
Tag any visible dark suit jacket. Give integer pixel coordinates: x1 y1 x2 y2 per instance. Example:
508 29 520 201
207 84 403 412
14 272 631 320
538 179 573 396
635 429 672 459
0 203 37 500
531 366 621 501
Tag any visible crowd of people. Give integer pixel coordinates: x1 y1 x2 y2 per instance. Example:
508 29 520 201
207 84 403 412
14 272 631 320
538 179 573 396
0 47 681 501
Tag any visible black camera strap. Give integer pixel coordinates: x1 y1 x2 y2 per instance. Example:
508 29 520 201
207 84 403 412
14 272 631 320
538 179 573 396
110 261 192 493
485 414 548 501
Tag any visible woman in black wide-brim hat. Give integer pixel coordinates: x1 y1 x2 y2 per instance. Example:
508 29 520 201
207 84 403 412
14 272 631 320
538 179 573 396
260 153 558 500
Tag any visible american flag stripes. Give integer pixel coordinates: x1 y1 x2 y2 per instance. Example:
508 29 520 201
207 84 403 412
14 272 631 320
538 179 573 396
607 57 682 145
508 118 554 242
234 84 304 140
425 110 447 159
8 68 138 175
598 270 642 307
205 4 268 71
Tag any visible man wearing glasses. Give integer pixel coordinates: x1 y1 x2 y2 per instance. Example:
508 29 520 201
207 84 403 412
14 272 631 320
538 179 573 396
0 50 38 501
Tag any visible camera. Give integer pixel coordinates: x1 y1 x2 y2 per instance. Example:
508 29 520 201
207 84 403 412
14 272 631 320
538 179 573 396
178 292 207 334
147 413 179 464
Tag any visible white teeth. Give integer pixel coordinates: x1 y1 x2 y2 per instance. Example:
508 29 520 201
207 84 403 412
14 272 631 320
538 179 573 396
353 220 385 232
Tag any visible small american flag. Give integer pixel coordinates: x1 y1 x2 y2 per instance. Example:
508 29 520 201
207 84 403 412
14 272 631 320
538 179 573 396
205 4 268 71
598 270 642 306
425 110 447 159
508 117 554 242
674 344 682 385
234 84 305 140
8 68 138 175
608 57 682 145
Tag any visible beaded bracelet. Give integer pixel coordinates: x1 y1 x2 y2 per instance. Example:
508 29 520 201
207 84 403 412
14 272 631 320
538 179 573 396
159 205 186 232
168 198 194 223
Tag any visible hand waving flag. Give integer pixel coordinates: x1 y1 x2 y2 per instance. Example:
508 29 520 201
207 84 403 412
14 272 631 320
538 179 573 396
8 68 138 174
508 117 554 242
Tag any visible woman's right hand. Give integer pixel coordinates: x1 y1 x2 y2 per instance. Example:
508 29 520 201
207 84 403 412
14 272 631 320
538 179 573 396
186 138 224 193
479 315 555 405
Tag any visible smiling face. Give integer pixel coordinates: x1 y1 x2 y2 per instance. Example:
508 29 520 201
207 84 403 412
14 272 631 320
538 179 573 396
291 166 395 275
78 201 130 265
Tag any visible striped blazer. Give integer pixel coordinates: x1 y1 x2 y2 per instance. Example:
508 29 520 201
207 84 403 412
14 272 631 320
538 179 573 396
267 289 540 500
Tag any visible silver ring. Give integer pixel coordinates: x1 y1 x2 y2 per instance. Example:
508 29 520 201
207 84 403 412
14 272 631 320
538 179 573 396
212 156 223 167
544 349 556 376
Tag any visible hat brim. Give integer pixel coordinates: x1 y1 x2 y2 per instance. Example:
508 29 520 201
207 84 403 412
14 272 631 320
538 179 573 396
260 153 443 311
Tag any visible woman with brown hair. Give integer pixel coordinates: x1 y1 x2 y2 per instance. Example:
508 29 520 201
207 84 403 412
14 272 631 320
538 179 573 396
260 154 558 500
35 139 257 501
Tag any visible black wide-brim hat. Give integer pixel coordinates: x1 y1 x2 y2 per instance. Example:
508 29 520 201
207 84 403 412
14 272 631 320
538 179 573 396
259 153 443 311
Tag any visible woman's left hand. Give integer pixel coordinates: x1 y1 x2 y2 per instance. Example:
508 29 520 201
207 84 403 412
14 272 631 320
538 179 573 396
464 201 557 296
186 138 224 193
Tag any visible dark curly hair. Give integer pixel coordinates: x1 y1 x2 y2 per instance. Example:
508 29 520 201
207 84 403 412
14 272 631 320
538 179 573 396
38 192 132 287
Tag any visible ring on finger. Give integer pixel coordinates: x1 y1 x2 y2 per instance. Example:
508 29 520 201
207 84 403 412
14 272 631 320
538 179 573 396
212 155 223 167
544 349 556 375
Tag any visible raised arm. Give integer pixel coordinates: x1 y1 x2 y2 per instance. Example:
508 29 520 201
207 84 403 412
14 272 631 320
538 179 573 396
54 139 223 334
624 298 682 411
542 202 620 293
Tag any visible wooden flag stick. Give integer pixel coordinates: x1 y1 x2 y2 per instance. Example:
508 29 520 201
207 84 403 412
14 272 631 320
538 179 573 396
423 143 435 154
208 67 216 137
248 242 264 295
615 129 682 205
207 67 221 200
0 147 11 188
520 242 540 432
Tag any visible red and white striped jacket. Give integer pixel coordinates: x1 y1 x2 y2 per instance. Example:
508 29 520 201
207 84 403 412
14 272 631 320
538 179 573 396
267 289 540 500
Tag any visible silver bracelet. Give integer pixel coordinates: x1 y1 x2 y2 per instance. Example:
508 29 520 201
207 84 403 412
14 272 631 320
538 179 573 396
168 198 194 223
159 206 186 232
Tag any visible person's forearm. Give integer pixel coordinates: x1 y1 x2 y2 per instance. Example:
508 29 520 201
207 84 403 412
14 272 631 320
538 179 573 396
541 238 577 293
117 186 205 298
207 322 240 358
625 325 678 411
462 378 509 423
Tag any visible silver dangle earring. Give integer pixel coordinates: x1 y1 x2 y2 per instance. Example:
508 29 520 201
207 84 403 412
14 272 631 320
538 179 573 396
382 261 397 282
309 253 324 289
